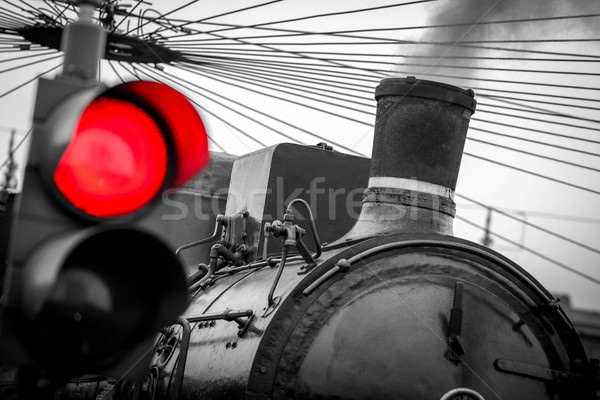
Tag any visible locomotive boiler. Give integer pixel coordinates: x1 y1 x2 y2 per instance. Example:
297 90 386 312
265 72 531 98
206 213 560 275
51 77 600 399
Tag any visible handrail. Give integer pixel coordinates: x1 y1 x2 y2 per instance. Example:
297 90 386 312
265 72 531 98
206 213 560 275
286 199 322 260
175 214 225 258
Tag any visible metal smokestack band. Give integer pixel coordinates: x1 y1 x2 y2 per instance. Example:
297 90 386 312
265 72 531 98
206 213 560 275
344 76 477 239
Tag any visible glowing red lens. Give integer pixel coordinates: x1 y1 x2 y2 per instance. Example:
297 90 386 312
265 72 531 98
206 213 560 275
53 97 168 218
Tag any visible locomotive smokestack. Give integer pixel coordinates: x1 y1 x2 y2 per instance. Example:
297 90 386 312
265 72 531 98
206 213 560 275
343 76 476 239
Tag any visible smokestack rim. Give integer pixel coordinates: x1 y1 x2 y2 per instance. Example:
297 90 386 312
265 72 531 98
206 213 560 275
375 76 477 113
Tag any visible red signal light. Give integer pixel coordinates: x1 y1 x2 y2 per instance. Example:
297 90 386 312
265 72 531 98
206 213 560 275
51 81 209 219
54 97 168 218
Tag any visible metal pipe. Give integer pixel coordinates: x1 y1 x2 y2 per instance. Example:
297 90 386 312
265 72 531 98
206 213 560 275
302 239 559 310
186 309 253 323
171 317 191 400
186 264 209 294
189 250 219 292
267 245 289 307
175 215 224 258
286 198 322 259
306 239 552 302
214 256 286 275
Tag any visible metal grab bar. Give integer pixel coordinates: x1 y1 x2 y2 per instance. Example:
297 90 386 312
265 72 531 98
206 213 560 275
175 214 225 258
287 198 322 260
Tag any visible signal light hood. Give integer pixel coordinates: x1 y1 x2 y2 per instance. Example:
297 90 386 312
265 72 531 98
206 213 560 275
342 76 477 240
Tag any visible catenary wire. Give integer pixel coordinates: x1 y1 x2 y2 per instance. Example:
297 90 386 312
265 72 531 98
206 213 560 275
454 214 600 286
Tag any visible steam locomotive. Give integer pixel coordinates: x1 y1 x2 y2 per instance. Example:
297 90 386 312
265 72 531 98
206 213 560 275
8 77 600 399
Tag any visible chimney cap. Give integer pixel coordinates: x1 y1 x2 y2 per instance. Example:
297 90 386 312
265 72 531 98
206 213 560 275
375 77 477 113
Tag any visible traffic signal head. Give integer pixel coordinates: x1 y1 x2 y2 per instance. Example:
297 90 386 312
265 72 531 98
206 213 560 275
43 80 209 219
1 77 209 378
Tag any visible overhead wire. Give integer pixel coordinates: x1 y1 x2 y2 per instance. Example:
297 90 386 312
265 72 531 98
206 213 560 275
198 58 376 97
193 63 375 117
149 0 286 37
471 118 600 145
193 32 387 81
456 193 600 258
463 152 600 196
130 64 228 152
175 51 600 95
133 69 258 152
182 54 384 84
107 60 125 84
111 0 145 33
0 61 63 99
476 108 600 133
137 63 302 149
163 37 600 46
454 214 600 286
133 63 268 150
197 70 600 177
162 17 600 62
0 49 59 65
174 49 600 66
176 52 600 144
44 0 70 26
466 136 600 173
170 35 600 176
468 127 600 159
159 1 438 41
0 53 63 74
173 62 368 155
478 93 600 113
148 4 600 184
201 1 439 35
166 46 600 77
477 102 600 126
180 57 600 162
122 0 202 36
176 54 600 121
177 62 373 129
180 61 600 172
